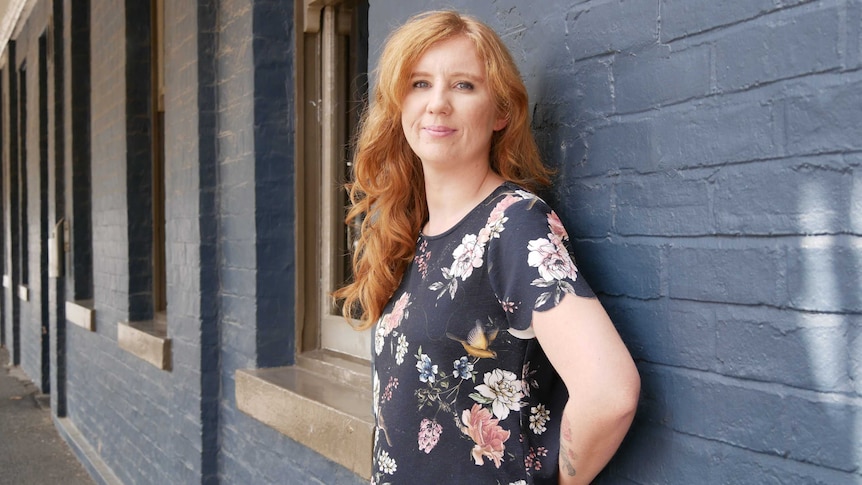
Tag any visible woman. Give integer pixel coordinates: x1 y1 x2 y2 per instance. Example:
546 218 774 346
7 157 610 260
335 11 640 485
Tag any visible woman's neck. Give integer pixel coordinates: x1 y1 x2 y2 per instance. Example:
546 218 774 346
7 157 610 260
422 165 505 237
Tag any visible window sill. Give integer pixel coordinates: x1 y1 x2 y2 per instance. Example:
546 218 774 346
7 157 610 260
235 350 373 479
117 316 171 370
66 300 95 331
17 284 29 301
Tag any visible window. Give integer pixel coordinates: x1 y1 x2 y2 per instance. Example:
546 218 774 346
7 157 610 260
116 0 169 370
17 63 27 289
65 0 96 332
151 0 166 315
298 0 369 359
68 0 94 303
235 1 374 477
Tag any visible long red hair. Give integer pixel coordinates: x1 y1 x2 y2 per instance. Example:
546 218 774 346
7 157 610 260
335 10 552 330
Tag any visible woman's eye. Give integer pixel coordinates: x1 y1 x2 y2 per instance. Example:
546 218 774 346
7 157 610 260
412 80 430 88
455 81 474 90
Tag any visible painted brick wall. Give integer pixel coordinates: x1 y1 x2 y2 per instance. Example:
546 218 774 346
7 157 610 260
214 1 361 483
371 1 862 483
13 0 51 395
63 0 202 483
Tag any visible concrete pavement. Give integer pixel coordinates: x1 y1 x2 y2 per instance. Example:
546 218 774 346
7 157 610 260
0 346 94 485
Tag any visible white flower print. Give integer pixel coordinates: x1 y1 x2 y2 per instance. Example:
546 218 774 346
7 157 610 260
374 323 386 356
473 369 524 420
377 449 397 475
515 189 536 200
395 334 409 365
509 481 527 485
449 233 485 280
527 237 578 282
372 371 380 415
529 404 550 435
416 353 438 384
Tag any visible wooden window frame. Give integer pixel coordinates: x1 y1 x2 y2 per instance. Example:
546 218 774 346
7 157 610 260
296 0 368 359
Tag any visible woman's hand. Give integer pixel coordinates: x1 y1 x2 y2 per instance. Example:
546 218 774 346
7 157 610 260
532 293 640 485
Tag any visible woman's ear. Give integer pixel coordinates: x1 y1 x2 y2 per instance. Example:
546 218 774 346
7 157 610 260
493 115 508 132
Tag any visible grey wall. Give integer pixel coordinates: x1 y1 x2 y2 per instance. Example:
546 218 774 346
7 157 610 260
370 1 861 483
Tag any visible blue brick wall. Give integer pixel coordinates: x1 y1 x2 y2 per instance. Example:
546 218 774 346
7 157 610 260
214 1 359 483
62 0 201 484
370 1 861 483
14 1 50 393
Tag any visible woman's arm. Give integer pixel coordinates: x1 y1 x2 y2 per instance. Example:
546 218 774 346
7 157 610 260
532 293 640 485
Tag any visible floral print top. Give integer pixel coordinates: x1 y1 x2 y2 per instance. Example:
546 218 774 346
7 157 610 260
371 182 595 485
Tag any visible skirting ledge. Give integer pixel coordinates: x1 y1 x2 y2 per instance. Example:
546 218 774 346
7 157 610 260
117 319 171 371
236 350 373 479
54 416 123 485
66 300 95 331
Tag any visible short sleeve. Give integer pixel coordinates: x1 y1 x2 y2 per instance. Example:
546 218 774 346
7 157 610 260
486 194 594 332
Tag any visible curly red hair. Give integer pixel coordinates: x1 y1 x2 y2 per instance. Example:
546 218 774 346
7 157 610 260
335 10 552 330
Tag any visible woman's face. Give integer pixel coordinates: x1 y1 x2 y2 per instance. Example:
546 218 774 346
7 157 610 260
400 35 508 171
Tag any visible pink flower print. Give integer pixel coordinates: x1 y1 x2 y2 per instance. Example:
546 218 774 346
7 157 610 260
524 446 548 471
450 234 485 280
479 195 520 243
547 211 569 241
489 195 520 224
461 404 510 468
417 418 443 454
382 377 399 401
527 237 578 282
498 298 518 313
382 292 410 336
414 241 431 279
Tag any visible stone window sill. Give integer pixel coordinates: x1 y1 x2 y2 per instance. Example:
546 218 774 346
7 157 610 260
117 314 171 370
235 349 373 479
17 284 29 301
66 300 95 331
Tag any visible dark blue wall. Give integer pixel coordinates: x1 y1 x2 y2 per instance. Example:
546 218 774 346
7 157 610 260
370 1 862 483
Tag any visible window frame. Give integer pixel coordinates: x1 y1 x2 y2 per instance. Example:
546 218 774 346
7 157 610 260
296 0 369 359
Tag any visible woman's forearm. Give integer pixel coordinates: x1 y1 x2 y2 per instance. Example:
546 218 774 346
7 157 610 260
557 392 638 485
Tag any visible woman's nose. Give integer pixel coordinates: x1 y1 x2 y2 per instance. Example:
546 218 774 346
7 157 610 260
427 86 451 114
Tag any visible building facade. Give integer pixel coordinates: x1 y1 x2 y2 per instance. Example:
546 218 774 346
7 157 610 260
1 0 860 484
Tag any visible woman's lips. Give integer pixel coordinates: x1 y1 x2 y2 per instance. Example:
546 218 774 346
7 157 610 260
423 125 456 137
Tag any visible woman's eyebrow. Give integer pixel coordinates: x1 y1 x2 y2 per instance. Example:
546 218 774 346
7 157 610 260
410 71 485 82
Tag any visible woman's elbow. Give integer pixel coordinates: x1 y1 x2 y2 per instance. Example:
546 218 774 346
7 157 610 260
615 363 641 424
600 361 640 426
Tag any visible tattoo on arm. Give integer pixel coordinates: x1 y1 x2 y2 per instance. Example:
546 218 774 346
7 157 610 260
560 445 577 476
560 419 577 477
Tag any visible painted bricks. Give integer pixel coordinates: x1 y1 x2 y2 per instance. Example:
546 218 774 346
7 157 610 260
214 0 360 482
